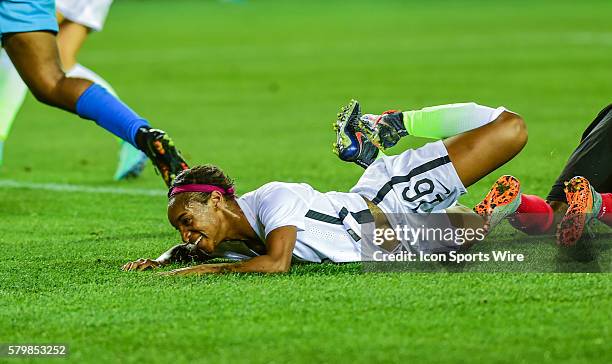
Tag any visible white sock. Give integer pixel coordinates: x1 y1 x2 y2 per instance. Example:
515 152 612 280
66 63 118 97
0 50 28 140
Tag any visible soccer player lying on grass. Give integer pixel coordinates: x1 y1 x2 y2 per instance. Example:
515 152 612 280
123 100 529 274
0 0 187 186
473 104 612 246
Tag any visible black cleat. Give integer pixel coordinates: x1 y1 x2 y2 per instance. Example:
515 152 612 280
136 128 189 187
333 100 379 169
359 110 408 150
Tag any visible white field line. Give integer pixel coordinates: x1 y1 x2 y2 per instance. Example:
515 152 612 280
0 179 166 197
567 32 612 46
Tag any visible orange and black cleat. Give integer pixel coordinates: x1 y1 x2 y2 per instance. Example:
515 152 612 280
473 175 522 234
556 176 601 246
137 128 189 187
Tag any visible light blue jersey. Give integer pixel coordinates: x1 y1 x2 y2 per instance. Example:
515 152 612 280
0 0 58 41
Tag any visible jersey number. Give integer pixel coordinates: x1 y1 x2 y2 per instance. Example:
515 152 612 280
401 178 448 212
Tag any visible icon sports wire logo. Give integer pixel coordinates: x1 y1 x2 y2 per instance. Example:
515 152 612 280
370 249 526 263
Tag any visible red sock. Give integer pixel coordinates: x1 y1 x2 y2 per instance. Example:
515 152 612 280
598 193 612 227
509 194 554 235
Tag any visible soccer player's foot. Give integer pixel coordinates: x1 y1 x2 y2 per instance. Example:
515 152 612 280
556 176 601 246
473 175 522 233
359 110 407 150
135 128 189 187
114 141 148 181
333 100 379 169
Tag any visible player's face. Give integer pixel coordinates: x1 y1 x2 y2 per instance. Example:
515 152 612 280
167 194 226 254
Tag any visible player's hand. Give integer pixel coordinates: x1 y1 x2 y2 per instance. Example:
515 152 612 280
122 258 161 271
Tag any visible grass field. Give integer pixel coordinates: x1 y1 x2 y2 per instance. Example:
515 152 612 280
1 0 611 362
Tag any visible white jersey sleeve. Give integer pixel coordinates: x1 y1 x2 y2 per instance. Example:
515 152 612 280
239 182 312 239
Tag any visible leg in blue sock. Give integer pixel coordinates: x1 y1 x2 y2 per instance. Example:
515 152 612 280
3 31 188 186
5 32 148 147
75 84 149 148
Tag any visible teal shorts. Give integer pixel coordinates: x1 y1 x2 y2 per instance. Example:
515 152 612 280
0 0 58 42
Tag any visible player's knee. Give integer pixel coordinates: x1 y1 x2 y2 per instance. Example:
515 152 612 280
501 112 528 153
30 73 65 106
512 114 528 150
510 114 527 142
30 88 53 105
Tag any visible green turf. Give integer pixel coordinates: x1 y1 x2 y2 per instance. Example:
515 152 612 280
1 0 611 362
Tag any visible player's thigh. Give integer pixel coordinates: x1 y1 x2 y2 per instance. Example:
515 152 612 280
3 31 64 94
57 20 89 70
443 111 527 188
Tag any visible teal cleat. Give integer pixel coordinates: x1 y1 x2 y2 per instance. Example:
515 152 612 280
114 141 148 180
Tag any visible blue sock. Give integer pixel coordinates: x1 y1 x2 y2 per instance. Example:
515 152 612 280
76 84 150 148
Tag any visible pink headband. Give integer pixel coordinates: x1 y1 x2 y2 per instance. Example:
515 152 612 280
168 184 236 198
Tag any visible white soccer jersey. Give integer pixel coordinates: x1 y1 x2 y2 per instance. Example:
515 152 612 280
237 182 371 263
232 140 469 262
219 103 507 262
56 0 113 31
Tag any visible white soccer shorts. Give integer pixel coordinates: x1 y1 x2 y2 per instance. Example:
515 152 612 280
56 0 113 31
351 140 468 254
351 140 466 215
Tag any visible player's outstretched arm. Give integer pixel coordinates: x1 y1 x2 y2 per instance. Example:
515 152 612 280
122 243 212 271
160 226 297 276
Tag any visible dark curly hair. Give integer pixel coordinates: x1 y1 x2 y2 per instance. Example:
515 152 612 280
169 164 235 205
